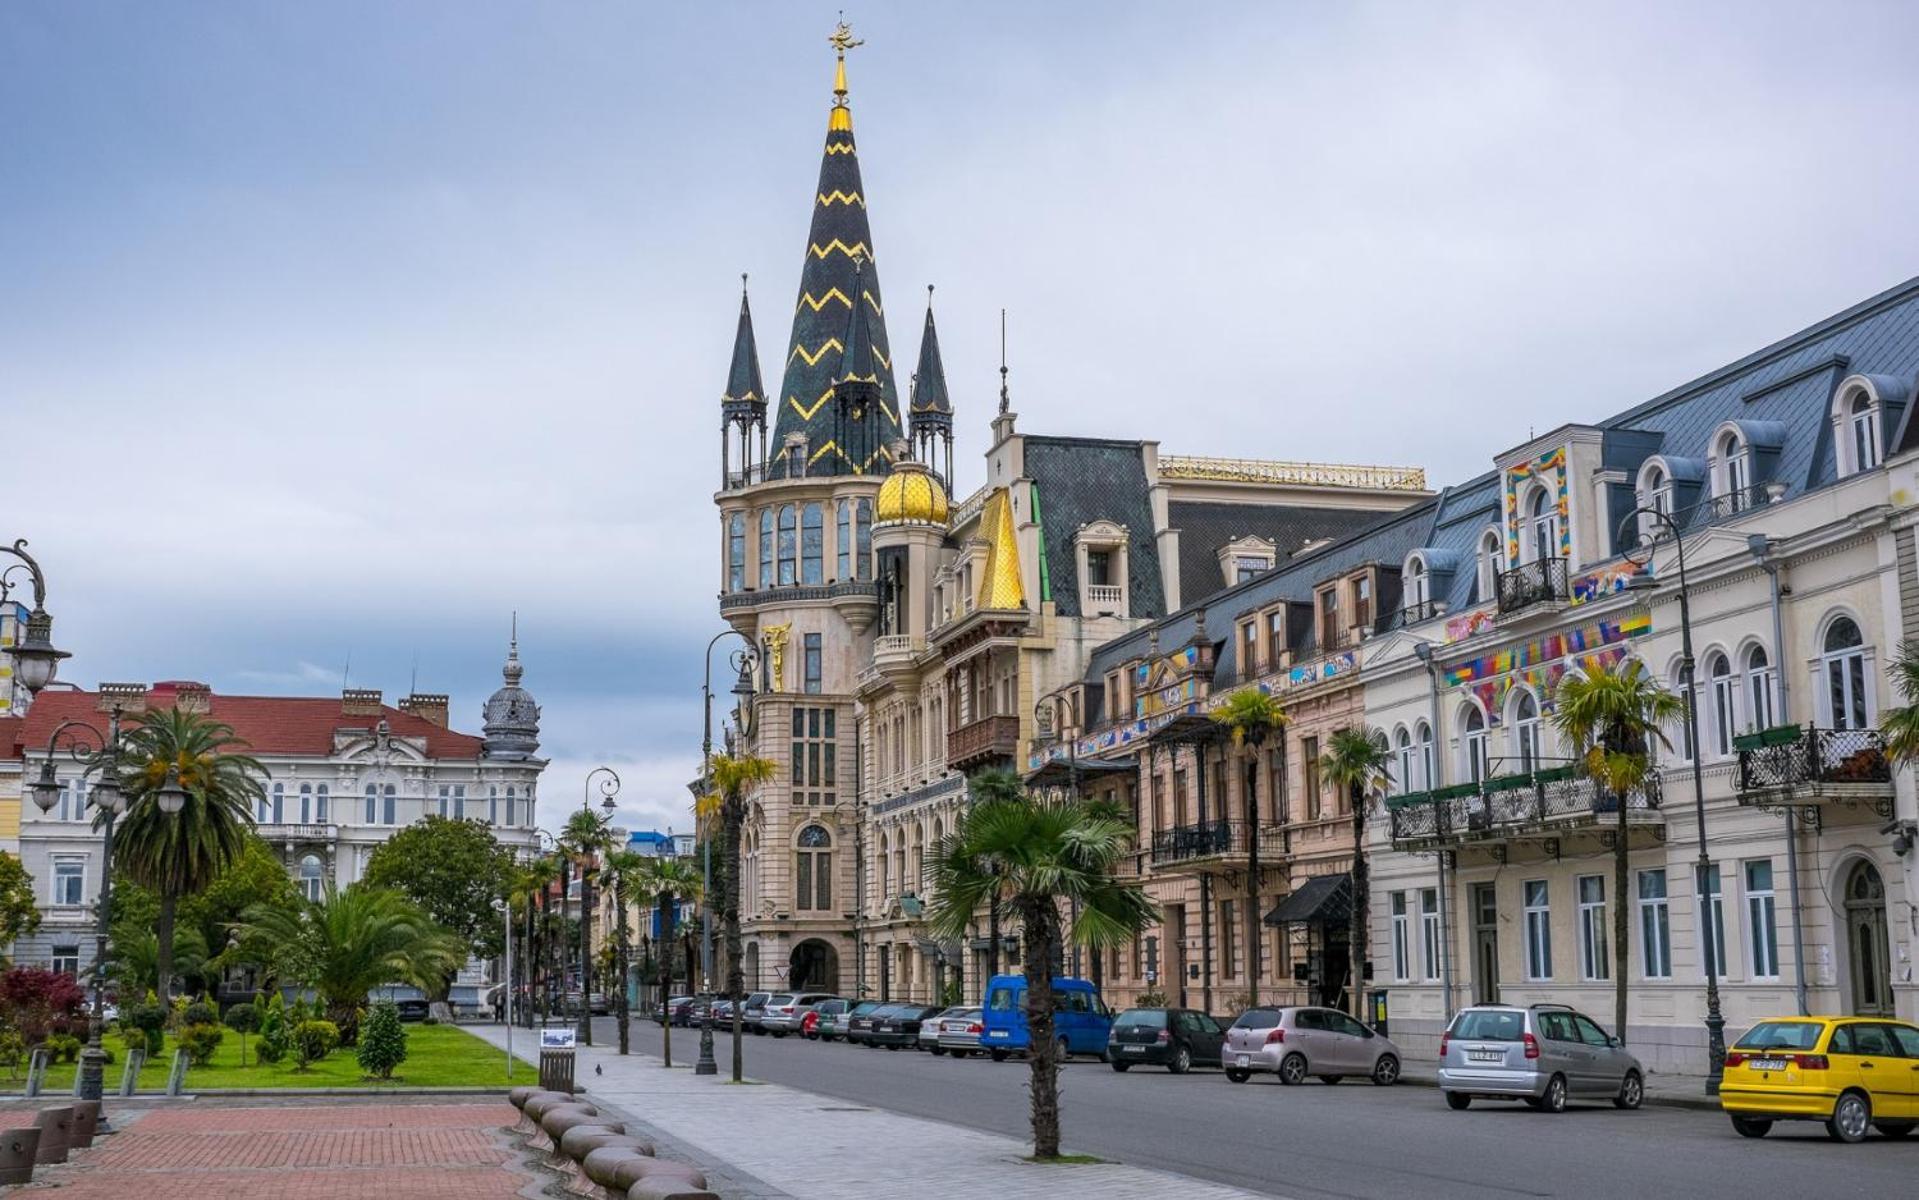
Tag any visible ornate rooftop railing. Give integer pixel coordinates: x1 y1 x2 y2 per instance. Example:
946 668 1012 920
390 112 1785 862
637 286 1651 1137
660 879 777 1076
1158 455 1428 492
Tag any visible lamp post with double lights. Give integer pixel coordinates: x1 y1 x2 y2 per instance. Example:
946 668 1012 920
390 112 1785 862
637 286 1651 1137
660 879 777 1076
697 629 758 1079
1 539 73 696
578 767 619 1044
1621 505 1726 1095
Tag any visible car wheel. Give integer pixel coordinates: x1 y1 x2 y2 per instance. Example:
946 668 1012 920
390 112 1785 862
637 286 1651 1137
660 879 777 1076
951 1050 968 1059
1613 1071 1643 1110
991 1049 1009 1063
1111 1061 1131 1073
1445 1091 1471 1111
1730 1116 1772 1139
931 1046 946 1056
1539 1074 1568 1114
1371 1054 1400 1087
1168 1046 1192 1075
1226 1069 1251 1084
886 1044 900 1051
1873 1121 1914 1140
1827 1092 1871 1143
771 1031 786 1039
1278 1053 1308 1086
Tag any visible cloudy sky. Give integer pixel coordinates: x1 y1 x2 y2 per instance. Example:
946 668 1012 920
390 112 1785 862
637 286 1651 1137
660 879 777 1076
7 1 1918 835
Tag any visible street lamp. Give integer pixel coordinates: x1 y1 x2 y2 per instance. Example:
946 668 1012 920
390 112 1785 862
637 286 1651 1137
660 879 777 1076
1621 505 1725 1095
1 540 70 695
698 629 759 1080
492 897 512 1079
578 767 619 1044
29 708 132 1120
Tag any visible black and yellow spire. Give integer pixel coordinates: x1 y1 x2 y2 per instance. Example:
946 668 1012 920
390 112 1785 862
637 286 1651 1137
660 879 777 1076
721 275 767 486
910 285 954 485
768 21 901 478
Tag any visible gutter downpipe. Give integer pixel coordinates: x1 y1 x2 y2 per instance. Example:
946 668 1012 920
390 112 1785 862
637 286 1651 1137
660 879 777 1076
1415 641 1455 1021
1750 535 1808 1016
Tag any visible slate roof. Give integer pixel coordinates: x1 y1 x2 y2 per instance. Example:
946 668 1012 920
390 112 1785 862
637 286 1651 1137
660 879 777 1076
909 294 952 430
1024 437 1165 620
1169 500 1400 608
720 283 766 421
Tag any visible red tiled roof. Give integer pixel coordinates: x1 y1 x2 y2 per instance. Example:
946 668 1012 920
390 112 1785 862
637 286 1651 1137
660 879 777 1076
7 688 486 761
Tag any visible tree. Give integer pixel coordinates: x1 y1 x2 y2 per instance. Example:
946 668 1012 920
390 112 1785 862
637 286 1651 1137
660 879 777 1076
104 708 266 1002
0 853 41 955
363 816 517 970
962 769 1027 979
928 789 1155 1160
0 966 87 1044
114 834 296 996
355 999 409 1079
1319 727 1393 1019
598 850 652 1057
1552 659 1682 1043
110 926 210 998
1212 690 1288 1005
224 1001 259 1067
560 808 617 1028
1882 640 1919 766
698 751 776 1082
638 856 703 1069
233 882 466 1045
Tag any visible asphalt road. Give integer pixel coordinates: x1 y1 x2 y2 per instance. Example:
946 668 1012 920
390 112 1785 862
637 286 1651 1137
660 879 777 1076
586 1018 1914 1200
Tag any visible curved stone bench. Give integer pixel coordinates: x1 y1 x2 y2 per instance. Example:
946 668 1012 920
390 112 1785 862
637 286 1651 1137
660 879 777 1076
524 1092 585 1122
626 1178 720 1200
509 1085 543 1109
32 1108 72 1166
581 1147 653 1189
607 1155 706 1193
560 1125 647 1162
533 1103 602 1152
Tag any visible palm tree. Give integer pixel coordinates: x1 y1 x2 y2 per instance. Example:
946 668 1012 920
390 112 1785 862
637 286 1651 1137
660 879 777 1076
1212 689 1287 1004
1552 659 1682 1042
104 708 266 1002
964 769 1026 978
928 789 1155 1160
561 808 616 1032
638 856 703 1068
513 858 556 1023
1881 641 1919 766
598 849 652 1055
698 752 776 1082
234 882 466 1044
1319 727 1393 1018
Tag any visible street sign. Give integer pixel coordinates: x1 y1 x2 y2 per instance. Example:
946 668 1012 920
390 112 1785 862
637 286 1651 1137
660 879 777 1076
539 1028 577 1049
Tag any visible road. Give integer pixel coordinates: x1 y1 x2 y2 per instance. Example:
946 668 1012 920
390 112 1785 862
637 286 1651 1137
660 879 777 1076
578 1018 1912 1200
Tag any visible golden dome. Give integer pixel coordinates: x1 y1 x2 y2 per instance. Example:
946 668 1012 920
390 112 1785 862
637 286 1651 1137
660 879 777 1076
875 460 949 525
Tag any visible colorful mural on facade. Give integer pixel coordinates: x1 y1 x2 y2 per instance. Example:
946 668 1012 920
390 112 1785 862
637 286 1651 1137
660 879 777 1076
1446 611 1651 724
1503 447 1571 564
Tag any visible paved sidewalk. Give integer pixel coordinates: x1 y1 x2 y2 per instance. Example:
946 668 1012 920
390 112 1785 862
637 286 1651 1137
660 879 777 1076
469 1024 1285 1200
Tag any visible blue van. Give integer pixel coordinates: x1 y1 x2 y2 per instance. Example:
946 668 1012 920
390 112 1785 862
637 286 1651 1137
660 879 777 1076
979 975 1112 1061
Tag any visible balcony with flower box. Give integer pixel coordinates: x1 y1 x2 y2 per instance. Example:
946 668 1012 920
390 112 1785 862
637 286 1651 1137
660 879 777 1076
1388 762 1663 851
1734 725 1893 814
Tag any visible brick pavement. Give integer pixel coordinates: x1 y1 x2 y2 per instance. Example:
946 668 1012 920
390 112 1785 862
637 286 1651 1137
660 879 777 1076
18 1100 540 1199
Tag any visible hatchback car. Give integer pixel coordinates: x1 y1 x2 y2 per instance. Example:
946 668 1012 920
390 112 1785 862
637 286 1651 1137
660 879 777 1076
807 997 849 1040
935 1007 984 1057
1720 1016 1919 1142
1224 1005 1402 1086
870 1003 945 1050
1438 1004 1641 1112
846 1001 892 1046
741 992 773 1033
1109 1007 1226 1074
762 991 836 1036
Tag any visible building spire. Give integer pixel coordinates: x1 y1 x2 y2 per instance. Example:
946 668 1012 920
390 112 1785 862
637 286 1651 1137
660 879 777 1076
828 19 862 132
998 308 1011 415
722 274 766 414
911 284 954 487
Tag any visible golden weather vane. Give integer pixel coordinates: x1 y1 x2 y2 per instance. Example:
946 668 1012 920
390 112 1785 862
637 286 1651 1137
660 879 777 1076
828 17 864 56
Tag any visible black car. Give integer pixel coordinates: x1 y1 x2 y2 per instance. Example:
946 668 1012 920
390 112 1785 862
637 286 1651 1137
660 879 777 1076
845 1000 891 1046
1108 1007 1227 1073
867 1004 944 1050
370 986 430 1022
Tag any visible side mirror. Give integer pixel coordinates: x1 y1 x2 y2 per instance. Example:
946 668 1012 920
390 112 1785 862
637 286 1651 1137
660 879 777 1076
1610 1036 1622 1048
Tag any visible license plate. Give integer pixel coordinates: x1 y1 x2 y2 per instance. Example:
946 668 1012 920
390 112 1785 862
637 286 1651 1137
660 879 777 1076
1124 1045 1145 1054
988 1030 1007 1039
1236 1054 1250 1068
1750 1058 1788 1071
1468 1050 1501 1062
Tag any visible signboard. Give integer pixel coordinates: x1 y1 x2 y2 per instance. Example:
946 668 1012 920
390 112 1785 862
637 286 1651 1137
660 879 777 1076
539 1028 578 1050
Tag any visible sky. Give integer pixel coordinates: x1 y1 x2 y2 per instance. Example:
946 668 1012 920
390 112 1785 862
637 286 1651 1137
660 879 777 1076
6 1 1919 837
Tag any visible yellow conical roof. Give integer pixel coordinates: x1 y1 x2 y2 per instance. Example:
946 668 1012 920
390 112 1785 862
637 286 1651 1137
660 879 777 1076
875 459 949 525
977 487 1027 610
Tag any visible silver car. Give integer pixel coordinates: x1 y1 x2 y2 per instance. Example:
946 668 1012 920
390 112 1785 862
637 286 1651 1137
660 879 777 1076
1438 1004 1645 1113
934 1006 984 1057
1221 1005 1402 1086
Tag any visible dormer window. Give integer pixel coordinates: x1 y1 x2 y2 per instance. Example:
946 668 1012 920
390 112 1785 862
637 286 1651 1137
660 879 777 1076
1217 535 1278 587
1713 429 1751 511
1476 529 1501 603
1849 392 1881 471
1075 521 1130 618
1524 485 1560 564
1403 555 1428 612
1317 585 1341 650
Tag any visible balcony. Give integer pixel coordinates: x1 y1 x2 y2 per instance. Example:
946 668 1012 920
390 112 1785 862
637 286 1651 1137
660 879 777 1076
257 822 339 844
1085 584 1125 615
1736 725 1893 812
947 714 1022 771
1151 819 1249 871
1496 557 1569 616
719 579 880 613
1389 766 1662 851
1398 597 1439 625
871 633 926 684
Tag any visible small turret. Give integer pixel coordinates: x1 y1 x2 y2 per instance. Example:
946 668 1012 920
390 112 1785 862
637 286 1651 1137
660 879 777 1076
909 286 955 487
721 276 768 487
481 618 541 761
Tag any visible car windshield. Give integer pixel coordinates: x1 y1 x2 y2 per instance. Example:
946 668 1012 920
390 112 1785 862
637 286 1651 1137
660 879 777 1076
1450 1010 1525 1041
1232 1008 1282 1030
987 986 1019 1011
1116 1009 1168 1028
820 1000 846 1014
769 994 796 1006
1735 1021 1825 1051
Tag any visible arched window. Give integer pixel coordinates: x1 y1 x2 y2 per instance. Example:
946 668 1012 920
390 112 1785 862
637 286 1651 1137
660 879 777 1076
1526 486 1559 563
1460 704 1489 783
271 782 285 824
1848 390 1882 474
727 512 746 593
801 503 824 585
315 783 328 823
1643 464 1672 516
796 825 832 912
383 783 397 826
856 499 873 581
877 831 890 899
1744 644 1777 734
299 854 324 902
1477 530 1501 603
777 505 797 586
488 785 499 825
505 785 517 827
299 783 313 824
1671 664 1696 762
1706 652 1736 758
364 783 378 825
836 499 852 581
1512 690 1542 772
1822 616 1869 730
1403 556 1428 614
1393 727 1414 796
1415 721 1435 792
758 509 774 588
1717 430 1751 510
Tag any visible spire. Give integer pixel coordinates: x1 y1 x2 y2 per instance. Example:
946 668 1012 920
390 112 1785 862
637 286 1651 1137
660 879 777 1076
910 286 952 428
977 488 1027 611
837 258 880 386
722 275 766 420
483 613 540 761
768 20 901 478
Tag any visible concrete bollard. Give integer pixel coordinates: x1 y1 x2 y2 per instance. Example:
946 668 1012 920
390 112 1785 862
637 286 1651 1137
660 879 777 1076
23 1049 50 1098
0 1127 42 1185
119 1049 146 1097
165 1049 190 1097
32 1107 73 1166
68 1100 101 1149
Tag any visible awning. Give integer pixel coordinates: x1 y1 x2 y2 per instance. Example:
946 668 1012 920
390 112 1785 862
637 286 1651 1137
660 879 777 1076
1263 873 1353 927
915 937 964 962
1023 755 1138 788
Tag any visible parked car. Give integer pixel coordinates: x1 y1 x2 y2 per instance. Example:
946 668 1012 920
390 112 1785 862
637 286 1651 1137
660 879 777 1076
710 997 735 1023
655 995 689 1025
845 1000 890 1046
1438 1003 1639 1111
980 975 1111 1061
741 991 773 1033
683 995 714 1027
762 991 837 1036
370 985 431 1022
808 998 850 1040
1719 1016 1919 1142
1109 1007 1226 1074
834 1000 884 1044
935 1007 984 1057
1224 1005 1401 1086
870 1004 945 1050
917 1006 969 1053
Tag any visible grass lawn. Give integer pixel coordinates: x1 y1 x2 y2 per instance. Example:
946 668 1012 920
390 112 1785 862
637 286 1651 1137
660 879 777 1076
18 1022 515 1092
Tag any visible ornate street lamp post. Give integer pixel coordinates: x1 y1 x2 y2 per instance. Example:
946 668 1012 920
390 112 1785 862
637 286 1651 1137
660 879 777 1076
578 767 619 1044
1 539 72 695
695 631 758 1078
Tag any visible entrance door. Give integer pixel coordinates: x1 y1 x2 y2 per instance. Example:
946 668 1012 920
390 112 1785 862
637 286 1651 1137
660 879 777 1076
1845 862 1893 1016
1472 883 1500 1006
1166 905 1188 1007
1320 926 1351 1011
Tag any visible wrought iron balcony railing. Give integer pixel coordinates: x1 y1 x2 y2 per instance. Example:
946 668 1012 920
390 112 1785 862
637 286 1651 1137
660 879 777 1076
1388 764 1662 847
1495 557 1570 615
1736 725 1891 800
1150 819 1251 866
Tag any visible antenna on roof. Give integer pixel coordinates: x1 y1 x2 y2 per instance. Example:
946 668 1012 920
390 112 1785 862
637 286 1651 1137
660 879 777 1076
998 309 1011 415
342 651 352 690
409 652 418 697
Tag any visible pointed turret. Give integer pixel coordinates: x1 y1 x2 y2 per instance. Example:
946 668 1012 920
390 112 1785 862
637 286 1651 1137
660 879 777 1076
909 286 954 485
720 276 769 488
767 22 901 479
482 616 541 761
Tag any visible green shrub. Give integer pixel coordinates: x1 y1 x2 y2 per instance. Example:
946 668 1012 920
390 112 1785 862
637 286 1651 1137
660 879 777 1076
292 1019 339 1070
355 1001 408 1080
181 1001 218 1028
0 1030 24 1080
420 1015 439 1026
224 1002 259 1066
46 1033 83 1063
256 994 289 1065
178 1023 224 1067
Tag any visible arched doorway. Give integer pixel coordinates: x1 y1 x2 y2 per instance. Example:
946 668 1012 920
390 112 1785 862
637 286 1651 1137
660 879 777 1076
1844 861 1893 1016
789 939 839 993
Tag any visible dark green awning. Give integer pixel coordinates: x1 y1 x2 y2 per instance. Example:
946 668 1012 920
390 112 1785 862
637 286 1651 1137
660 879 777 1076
1263 873 1352 927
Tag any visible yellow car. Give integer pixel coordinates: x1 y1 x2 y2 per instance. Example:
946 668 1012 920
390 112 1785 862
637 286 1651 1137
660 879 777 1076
1720 1016 1919 1142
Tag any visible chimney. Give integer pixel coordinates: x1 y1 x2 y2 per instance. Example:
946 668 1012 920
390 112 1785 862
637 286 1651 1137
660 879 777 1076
341 688 384 717
399 693 450 728
96 683 149 714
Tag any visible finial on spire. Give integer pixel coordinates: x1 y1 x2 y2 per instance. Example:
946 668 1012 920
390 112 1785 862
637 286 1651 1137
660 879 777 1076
828 17 862 131
998 308 1011 415
505 612 523 684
